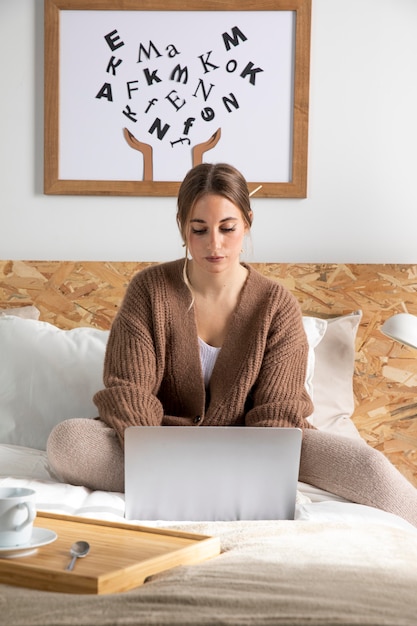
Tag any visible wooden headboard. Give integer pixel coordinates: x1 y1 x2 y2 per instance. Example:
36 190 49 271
1 261 417 487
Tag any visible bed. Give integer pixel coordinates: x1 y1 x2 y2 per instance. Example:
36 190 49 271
1 261 417 626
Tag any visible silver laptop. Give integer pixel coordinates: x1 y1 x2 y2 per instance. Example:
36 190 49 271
124 426 302 522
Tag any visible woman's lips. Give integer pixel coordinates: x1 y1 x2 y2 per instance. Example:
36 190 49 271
205 256 224 262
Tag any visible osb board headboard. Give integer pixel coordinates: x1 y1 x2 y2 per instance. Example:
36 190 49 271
1 261 417 487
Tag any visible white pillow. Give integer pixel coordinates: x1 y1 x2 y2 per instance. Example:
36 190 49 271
0 305 40 320
0 312 360 451
0 316 109 450
302 315 327 400
308 312 362 438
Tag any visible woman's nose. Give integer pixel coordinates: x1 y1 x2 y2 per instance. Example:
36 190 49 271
208 229 221 249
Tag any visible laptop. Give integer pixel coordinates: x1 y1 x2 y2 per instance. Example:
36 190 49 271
124 426 302 522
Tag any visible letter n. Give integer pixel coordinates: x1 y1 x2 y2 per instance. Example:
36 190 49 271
148 118 170 140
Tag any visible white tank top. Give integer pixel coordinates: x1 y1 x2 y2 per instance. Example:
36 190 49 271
198 337 221 388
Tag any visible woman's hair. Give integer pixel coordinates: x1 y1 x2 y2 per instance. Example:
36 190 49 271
176 162 253 247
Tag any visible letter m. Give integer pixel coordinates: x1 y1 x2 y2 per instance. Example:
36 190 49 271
222 26 247 52
170 64 189 84
137 41 162 63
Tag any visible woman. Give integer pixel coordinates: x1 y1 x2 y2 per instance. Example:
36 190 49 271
47 163 417 527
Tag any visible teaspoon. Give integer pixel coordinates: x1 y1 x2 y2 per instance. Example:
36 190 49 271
66 540 90 571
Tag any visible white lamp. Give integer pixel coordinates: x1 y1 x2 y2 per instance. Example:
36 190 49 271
380 313 417 350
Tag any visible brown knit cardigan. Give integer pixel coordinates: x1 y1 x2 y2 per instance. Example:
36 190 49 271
94 259 314 447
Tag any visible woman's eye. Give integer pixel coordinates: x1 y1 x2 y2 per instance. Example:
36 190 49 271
191 226 236 235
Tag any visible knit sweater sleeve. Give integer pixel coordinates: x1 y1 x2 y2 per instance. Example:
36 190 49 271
244 286 314 430
93 269 166 447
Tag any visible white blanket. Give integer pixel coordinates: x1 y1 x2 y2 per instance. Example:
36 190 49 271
1 444 417 626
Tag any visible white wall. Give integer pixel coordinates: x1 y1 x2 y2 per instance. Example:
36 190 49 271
1 0 417 263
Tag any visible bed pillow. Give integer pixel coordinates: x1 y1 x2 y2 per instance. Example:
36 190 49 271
308 311 362 438
302 315 327 399
0 312 359 451
0 305 40 319
0 315 324 451
0 316 109 450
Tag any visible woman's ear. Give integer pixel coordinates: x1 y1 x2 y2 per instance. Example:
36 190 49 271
246 210 254 230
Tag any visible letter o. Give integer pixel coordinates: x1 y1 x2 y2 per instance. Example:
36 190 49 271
226 59 238 73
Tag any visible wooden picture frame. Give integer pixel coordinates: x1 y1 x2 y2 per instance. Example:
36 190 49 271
44 0 311 197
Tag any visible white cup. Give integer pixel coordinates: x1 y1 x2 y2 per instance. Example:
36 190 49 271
0 487 36 547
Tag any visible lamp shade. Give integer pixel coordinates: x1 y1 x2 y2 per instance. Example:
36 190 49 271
380 313 417 349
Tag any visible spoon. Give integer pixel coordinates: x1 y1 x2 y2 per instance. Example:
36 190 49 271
65 540 90 571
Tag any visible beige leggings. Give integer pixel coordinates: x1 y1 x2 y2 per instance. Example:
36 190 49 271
46 419 417 527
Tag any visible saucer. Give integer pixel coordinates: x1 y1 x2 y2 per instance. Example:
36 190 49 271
0 527 57 558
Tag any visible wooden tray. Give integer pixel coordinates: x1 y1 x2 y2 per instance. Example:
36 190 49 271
0 512 220 594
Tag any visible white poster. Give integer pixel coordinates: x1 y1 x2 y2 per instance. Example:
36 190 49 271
58 10 295 184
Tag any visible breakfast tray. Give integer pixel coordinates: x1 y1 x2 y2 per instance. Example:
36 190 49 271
0 512 220 594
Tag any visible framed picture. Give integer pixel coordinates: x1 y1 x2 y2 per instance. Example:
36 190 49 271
44 0 311 197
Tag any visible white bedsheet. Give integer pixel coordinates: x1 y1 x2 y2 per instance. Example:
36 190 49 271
0 443 415 533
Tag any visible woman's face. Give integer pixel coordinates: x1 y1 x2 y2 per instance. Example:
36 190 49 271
187 194 251 275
